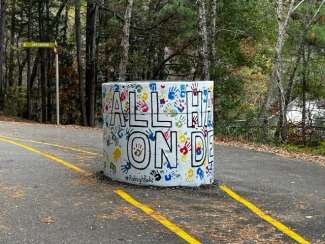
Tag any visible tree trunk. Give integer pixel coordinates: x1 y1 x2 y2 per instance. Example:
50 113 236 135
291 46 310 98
275 75 287 142
40 49 48 123
269 0 322 143
301 44 307 145
8 0 16 87
270 0 297 142
30 53 40 89
86 0 98 126
274 11 287 142
210 0 217 67
210 0 218 126
39 1 48 123
301 43 312 145
75 0 88 125
196 0 210 80
0 0 6 109
18 56 27 87
27 0 32 119
45 0 51 122
4 37 9 86
118 0 134 81
63 4 69 44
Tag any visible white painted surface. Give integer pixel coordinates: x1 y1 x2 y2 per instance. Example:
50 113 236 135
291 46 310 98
102 81 214 187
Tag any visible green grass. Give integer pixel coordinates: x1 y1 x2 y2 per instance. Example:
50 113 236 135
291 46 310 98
283 141 325 156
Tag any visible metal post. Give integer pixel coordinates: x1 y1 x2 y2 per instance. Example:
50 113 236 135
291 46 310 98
54 42 60 125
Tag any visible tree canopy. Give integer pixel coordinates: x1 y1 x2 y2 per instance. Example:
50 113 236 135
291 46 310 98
0 0 324 144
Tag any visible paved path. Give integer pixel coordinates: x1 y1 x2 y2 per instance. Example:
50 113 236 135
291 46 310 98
0 121 324 243
216 146 325 242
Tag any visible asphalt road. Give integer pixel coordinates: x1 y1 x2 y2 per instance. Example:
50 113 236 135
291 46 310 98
0 121 324 243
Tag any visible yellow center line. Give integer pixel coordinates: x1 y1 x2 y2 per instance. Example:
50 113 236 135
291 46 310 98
0 136 92 176
0 135 101 156
220 184 310 244
0 136 201 244
114 189 201 244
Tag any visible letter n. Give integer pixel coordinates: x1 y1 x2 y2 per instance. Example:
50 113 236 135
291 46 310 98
155 131 177 169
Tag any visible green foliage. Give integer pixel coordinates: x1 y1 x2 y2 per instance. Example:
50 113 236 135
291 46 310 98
0 0 324 150
283 142 325 156
214 68 244 121
210 0 275 124
3 86 27 118
308 24 325 46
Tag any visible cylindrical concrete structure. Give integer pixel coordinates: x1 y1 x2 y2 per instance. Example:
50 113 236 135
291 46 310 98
102 81 214 187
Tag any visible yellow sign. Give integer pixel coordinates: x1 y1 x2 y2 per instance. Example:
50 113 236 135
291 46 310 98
22 41 56 48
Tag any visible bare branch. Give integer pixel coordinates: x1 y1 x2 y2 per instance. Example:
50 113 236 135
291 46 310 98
119 0 134 81
284 0 297 29
310 0 325 24
99 6 175 32
292 0 305 13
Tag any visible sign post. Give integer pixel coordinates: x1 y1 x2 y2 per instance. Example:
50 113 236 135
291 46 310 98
22 41 60 125
53 42 60 126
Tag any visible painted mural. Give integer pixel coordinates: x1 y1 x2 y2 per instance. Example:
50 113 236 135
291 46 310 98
102 81 214 187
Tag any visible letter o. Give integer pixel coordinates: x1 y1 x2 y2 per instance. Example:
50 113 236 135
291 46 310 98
127 132 151 170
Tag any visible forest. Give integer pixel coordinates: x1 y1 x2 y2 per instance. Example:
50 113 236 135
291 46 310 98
0 0 324 149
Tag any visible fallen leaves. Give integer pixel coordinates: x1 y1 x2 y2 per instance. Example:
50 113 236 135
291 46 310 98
96 213 117 221
0 183 25 199
40 216 56 224
215 139 325 166
96 206 147 223
71 177 97 186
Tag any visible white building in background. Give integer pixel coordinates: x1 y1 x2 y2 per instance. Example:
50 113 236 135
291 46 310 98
286 99 325 125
